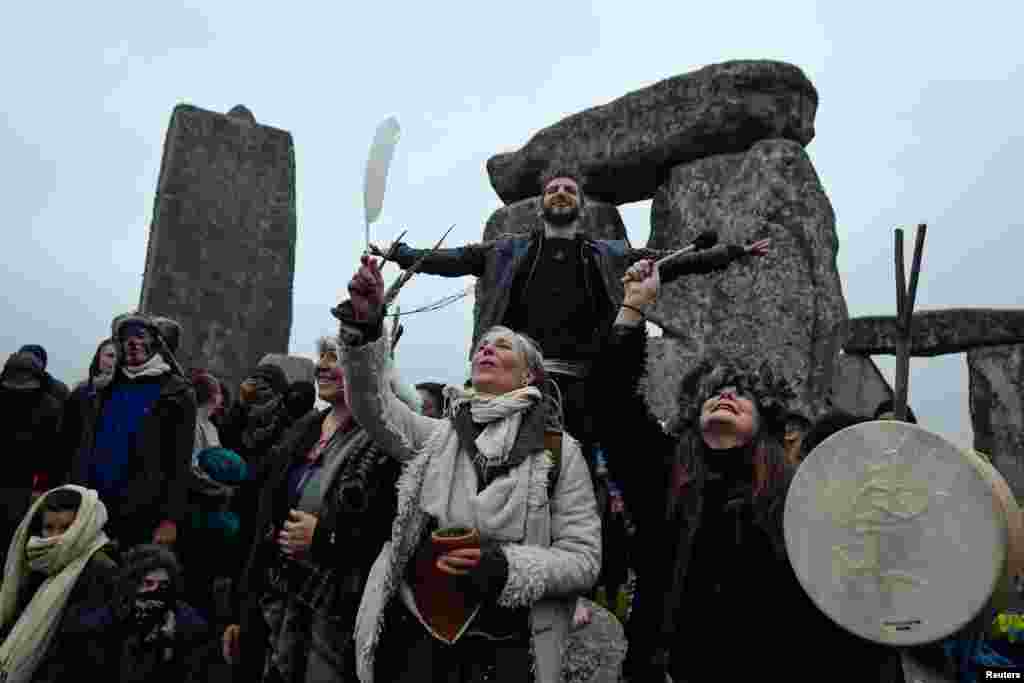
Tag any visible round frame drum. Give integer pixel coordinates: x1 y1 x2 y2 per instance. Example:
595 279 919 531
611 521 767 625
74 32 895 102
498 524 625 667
784 421 1007 645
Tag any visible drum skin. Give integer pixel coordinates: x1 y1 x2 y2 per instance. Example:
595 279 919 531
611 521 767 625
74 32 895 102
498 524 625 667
785 421 1007 646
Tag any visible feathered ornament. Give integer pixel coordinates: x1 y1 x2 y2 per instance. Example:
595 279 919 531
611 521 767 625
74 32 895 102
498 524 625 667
363 116 401 250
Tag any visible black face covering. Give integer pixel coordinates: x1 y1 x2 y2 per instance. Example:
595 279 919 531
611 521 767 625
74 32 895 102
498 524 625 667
131 586 173 633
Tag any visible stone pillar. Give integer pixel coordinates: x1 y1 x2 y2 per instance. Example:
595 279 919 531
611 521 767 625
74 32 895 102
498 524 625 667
968 344 1024 499
140 104 296 391
643 138 848 424
830 353 894 418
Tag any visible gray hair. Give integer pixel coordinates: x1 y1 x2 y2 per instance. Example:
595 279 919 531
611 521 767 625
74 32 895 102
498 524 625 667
475 326 563 429
475 326 545 387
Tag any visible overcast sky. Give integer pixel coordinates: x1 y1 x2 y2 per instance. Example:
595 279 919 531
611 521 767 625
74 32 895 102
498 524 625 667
3 1 1022 449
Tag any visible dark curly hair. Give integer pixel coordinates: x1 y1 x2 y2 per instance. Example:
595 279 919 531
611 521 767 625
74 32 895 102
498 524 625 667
114 544 183 619
538 160 588 196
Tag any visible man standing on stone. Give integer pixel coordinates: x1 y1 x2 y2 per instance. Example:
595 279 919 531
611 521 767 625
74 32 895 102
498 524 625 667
69 313 196 550
371 162 768 467
373 163 767 626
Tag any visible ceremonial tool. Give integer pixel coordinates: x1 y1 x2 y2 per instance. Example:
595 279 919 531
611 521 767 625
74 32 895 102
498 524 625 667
653 230 719 270
363 116 401 251
382 224 455 307
784 421 1009 646
411 526 483 643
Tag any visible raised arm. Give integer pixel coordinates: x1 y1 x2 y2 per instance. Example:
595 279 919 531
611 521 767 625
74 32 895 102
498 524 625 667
339 256 440 462
370 240 491 277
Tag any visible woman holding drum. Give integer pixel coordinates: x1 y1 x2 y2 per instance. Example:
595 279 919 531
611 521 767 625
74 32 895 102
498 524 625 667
603 259 902 682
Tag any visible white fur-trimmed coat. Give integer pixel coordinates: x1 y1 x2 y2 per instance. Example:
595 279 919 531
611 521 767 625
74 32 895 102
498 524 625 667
343 335 601 683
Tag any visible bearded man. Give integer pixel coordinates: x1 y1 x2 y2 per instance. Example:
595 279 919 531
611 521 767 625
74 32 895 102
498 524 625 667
69 313 196 550
372 162 768 483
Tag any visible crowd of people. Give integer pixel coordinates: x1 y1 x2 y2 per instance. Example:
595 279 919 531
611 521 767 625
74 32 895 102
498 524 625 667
0 162 1020 682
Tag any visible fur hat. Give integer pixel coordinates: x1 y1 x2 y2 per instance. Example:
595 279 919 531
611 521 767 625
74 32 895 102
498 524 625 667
111 312 158 340
673 357 795 435
150 316 182 355
115 544 183 618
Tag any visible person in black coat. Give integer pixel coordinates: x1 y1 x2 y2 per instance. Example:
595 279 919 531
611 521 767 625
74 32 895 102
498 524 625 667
0 353 64 562
68 314 196 551
47 544 218 683
599 259 902 683
222 337 401 683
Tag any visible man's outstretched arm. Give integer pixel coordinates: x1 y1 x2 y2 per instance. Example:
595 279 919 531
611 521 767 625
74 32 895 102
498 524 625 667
628 238 770 284
370 240 491 277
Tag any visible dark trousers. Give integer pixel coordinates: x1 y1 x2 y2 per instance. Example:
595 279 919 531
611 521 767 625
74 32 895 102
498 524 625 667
375 601 533 683
0 487 33 565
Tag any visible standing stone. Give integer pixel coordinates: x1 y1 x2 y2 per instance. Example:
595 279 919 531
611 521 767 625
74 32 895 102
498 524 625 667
487 60 817 205
561 600 626 683
642 138 847 424
140 103 296 391
968 344 1024 499
830 353 894 418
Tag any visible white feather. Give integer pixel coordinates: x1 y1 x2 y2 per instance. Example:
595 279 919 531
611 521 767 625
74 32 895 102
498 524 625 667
363 116 401 230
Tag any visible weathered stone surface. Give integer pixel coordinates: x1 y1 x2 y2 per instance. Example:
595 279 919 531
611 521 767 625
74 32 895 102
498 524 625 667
140 103 296 392
642 139 847 424
486 60 817 206
562 600 626 683
830 353 893 418
968 344 1024 499
482 197 627 242
844 309 1024 357
258 353 316 385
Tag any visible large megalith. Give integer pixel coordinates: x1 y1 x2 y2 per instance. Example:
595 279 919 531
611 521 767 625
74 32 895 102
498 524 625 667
968 344 1024 498
140 103 297 391
642 138 847 423
487 60 817 205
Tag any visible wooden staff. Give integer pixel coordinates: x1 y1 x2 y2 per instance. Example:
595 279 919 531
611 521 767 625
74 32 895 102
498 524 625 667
893 224 927 421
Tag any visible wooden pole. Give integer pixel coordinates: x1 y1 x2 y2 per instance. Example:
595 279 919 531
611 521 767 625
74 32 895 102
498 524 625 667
893 225 927 422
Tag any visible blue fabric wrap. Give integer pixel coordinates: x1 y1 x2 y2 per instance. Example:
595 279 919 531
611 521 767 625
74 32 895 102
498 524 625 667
942 631 1018 682
87 381 162 503
191 447 248 539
